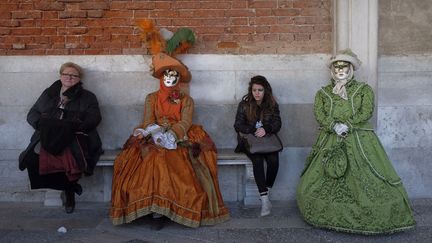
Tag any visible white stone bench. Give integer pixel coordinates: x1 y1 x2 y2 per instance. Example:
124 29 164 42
96 148 259 205
44 148 259 206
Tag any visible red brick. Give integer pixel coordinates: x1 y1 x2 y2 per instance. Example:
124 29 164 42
134 10 150 18
12 11 42 19
35 2 65 11
11 27 42 35
256 26 271 33
87 10 104 18
149 10 178 18
232 1 248 9
270 25 294 33
45 49 68 55
225 9 255 17
172 1 201 9
250 17 277 25
300 8 330 16
59 0 85 3
42 20 65 27
110 2 128 10
19 3 33 11
19 19 42 27
217 41 239 48
87 27 104 35
230 17 248 25
278 1 293 8
80 2 110 10
42 11 59 19
155 2 171 9
248 1 277 8
255 9 272 16
194 26 225 34
201 2 231 9
50 36 66 43
58 27 88 35
314 24 332 32
0 28 11 35
104 11 133 18
0 20 20 27
12 43 26 49
125 2 155 10
273 8 300 16
226 26 255 34
84 49 105 55
41 28 57 36
278 17 294 24
154 19 172 26
279 33 295 41
66 20 82 27
59 11 87 19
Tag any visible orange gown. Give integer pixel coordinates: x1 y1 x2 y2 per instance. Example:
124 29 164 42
110 90 230 227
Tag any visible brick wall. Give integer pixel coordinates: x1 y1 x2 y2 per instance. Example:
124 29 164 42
0 0 332 55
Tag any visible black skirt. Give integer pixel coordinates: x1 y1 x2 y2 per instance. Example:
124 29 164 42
25 150 77 191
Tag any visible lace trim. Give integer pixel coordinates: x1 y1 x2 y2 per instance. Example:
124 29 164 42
354 131 402 185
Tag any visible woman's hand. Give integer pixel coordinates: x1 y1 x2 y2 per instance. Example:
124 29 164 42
255 127 266 137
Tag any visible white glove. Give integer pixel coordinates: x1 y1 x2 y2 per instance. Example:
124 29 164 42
333 123 349 137
133 124 162 137
152 131 177 150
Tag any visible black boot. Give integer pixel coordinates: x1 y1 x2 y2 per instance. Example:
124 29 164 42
65 190 75 214
74 183 83 196
151 214 167 231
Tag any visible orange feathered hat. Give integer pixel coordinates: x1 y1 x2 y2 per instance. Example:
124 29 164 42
151 53 191 83
136 19 195 83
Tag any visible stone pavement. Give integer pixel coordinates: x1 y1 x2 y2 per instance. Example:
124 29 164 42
1 199 432 243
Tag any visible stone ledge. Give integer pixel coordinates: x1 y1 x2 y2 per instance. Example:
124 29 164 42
97 148 251 166
94 148 260 205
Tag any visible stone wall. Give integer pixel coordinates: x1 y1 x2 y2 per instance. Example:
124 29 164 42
0 54 328 202
377 0 432 199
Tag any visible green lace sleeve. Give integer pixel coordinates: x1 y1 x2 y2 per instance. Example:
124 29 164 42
314 89 335 132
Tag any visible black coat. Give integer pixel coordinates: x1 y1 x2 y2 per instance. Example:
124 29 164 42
233 100 282 153
19 80 103 175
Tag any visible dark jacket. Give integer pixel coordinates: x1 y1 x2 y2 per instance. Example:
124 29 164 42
234 100 282 153
19 80 103 175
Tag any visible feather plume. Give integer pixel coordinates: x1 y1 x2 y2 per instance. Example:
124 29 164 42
165 28 195 55
136 19 166 55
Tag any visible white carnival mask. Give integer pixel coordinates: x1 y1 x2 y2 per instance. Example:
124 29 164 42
163 69 180 87
331 61 352 81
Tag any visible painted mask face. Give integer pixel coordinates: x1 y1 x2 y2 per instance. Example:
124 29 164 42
163 69 180 87
252 84 265 103
331 61 351 81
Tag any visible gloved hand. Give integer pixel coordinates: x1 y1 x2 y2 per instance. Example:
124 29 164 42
133 124 162 137
333 123 349 137
152 131 177 150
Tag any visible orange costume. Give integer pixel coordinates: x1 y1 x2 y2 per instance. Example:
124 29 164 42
110 53 230 227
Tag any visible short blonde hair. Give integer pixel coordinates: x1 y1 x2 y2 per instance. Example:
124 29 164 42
59 62 84 78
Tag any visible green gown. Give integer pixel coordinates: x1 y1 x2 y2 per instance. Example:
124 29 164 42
297 79 415 234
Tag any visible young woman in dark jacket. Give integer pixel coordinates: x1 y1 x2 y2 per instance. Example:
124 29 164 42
234 75 282 216
19 62 103 213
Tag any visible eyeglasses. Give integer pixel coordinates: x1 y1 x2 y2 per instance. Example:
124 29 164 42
61 73 80 79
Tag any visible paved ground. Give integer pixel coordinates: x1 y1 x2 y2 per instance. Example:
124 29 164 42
1 199 432 243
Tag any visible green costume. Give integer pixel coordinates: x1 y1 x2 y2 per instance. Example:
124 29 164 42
297 79 416 234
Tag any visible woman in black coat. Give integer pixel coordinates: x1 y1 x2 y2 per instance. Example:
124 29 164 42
19 62 103 213
234 75 282 217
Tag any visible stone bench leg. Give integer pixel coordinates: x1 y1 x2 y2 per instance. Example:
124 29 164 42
243 163 261 205
44 190 63 206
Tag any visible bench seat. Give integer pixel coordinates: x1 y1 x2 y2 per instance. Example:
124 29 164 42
97 148 260 205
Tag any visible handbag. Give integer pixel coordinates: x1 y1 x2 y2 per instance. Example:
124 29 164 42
239 132 283 154
321 142 348 179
